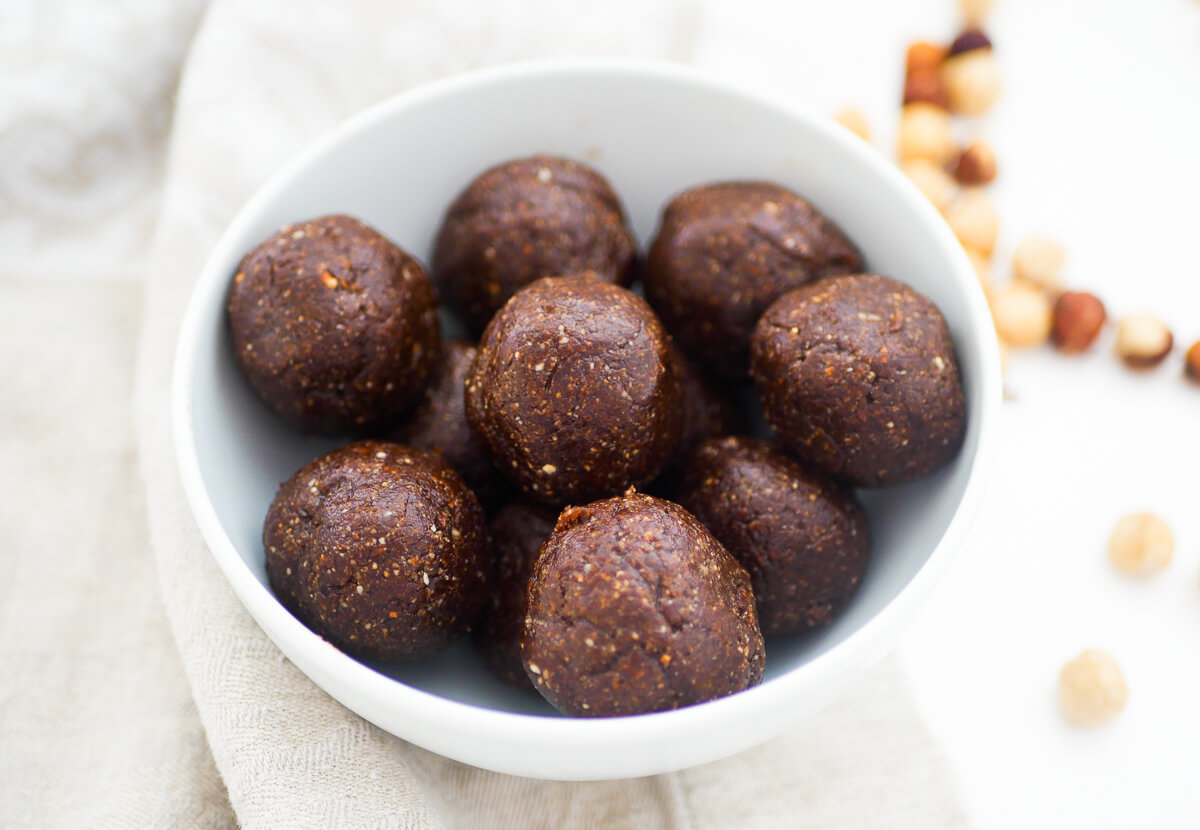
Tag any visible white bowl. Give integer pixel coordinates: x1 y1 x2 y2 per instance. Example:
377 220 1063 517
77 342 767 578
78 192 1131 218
174 59 1001 780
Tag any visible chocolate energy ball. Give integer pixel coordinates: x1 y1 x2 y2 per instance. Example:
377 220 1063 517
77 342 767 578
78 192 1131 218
522 492 765 717
465 276 684 507
227 214 441 434
263 440 489 662
644 181 863 381
432 155 637 334
388 339 501 506
677 436 870 636
750 273 966 487
472 501 558 689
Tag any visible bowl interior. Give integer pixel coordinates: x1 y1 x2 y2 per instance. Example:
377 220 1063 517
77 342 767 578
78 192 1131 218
178 61 997 773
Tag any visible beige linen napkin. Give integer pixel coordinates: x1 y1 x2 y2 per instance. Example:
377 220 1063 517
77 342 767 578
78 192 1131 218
4 0 970 827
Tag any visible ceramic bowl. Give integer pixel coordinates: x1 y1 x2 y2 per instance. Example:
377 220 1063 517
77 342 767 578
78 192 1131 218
174 59 1001 780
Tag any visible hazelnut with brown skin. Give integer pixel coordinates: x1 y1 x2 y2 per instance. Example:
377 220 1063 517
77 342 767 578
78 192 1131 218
947 29 993 57
952 141 998 185
1052 292 1107 354
1115 313 1173 369
1186 340 1200 383
904 71 950 109
906 41 947 76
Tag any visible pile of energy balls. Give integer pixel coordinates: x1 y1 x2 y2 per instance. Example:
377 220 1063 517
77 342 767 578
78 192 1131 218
226 155 967 717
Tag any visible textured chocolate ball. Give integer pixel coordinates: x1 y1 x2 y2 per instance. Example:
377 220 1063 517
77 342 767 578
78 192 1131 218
432 155 637 334
522 492 765 717
227 214 441 434
645 181 862 381
388 339 502 506
677 436 870 636
472 501 557 689
465 276 684 507
750 274 966 487
263 440 489 662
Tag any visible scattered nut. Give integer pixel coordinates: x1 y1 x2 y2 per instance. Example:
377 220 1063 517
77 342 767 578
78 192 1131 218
903 70 950 109
1114 313 1173 368
958 0 995 25
947 28 993 57
1108 511 1174 576
991 281 1052 348
906 40 948 76
834 108 871 142
1012 235 1066 292
944 187 999 254
1185 340 1200 383
1052 292 1107 353
1059 649 1128 726
952 140 998 185
901 158 958 212
897 103 957 164
941 50 1002 116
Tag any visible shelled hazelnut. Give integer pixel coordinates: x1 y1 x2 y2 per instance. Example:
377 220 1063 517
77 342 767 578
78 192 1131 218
897 103 957 164
958 0 996 26
944 188 999 254
901 158 958 212
1012 235 1066 292
1051 292 1106 353
1186 340 1200 383
991 281 1052 347
834 108 871 142
952 141 998 185
942 50 1002 116
1114 313 1173 368
1108 512 1174 576
1059 650 1128 726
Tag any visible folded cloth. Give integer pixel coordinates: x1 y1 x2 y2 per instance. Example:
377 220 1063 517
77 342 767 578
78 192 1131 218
4 0 971 826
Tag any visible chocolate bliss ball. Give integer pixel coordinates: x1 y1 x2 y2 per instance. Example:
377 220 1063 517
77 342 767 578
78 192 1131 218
263 440 489 662
227 214 441 434
465 276 684 507
750 273 966 487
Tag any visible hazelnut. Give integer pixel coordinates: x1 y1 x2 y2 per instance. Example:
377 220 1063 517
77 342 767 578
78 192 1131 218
906 40 947 76
834 108 871 142
1108 511 1174 575
941 50 1002 116
952 140 998 185
963 246 991 284
947 28 993 57
1114 313 1173 368
900 158 958 213
944 187 999 254
991 281 1052 348
897 103 956 164
1012 235 1066 292
1059 650 1128 727
903 70 950 109
1052 292 1106 353
958 0 995 25
1185 339 1200 383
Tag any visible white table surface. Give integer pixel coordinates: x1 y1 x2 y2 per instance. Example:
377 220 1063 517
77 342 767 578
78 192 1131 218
699 0 1200 826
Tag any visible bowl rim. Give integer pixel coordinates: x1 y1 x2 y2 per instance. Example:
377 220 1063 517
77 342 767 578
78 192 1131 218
172 56 1002 778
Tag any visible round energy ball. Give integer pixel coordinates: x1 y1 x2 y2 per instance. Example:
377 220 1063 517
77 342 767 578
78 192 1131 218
750 273 966 487
432 155 637 334
388 338 502 506
522 492 765 717
472 500 558 689
263 440 489 662
677 436 870 636
644 181 863 380
465 276 685 507
227 214 441 434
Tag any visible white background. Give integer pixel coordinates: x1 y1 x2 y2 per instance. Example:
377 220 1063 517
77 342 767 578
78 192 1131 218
696 0 1200 827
